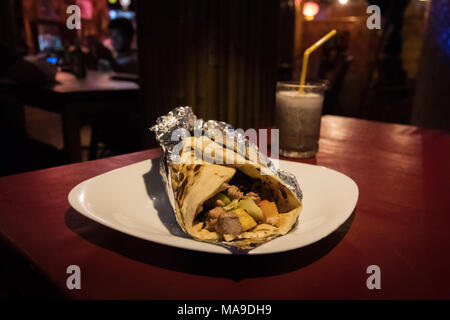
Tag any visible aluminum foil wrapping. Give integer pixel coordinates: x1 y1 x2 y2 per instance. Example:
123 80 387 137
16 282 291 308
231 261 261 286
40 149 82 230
150 106 303 249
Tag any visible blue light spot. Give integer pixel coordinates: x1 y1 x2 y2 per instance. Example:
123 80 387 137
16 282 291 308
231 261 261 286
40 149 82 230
441 28 450 56
46 56 58 65
109 10 118 20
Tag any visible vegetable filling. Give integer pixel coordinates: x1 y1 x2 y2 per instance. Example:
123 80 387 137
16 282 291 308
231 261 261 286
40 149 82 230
195 170 283 241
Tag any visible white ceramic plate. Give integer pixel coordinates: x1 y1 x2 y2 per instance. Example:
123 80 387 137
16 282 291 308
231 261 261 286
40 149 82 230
68 159 358 255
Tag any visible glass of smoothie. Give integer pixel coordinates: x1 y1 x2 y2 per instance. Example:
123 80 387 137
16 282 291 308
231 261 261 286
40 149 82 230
275 82 327 158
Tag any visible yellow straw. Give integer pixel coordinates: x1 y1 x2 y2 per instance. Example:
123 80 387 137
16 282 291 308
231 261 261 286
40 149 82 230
299 29 337 93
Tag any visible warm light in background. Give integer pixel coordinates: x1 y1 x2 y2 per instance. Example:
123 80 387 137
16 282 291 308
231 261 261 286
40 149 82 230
339 0 349 5
303 2 320 20
119 0 131 10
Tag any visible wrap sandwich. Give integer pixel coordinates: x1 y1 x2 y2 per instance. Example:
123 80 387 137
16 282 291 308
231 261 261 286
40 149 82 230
169 135 302 249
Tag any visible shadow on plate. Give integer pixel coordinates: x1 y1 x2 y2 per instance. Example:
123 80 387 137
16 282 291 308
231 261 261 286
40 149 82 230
65 205 355 281
141 158 189 239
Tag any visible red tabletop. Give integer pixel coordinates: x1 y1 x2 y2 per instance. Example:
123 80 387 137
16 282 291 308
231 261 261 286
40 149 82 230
0 115 449 299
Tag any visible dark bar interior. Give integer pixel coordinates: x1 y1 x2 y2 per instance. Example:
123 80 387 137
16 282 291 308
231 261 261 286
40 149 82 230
0 0 449 303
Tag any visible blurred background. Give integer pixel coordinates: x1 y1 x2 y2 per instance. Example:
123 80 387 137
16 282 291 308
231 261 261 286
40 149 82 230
0 0 449 177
